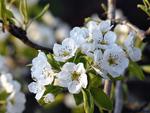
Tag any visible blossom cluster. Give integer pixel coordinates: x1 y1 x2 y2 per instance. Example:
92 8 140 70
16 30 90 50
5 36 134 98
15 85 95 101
0 73 26 113
28 19 142 103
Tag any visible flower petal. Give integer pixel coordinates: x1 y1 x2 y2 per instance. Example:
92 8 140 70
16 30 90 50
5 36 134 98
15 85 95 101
79 74 88 88
68 81 82 94
44 93 55 103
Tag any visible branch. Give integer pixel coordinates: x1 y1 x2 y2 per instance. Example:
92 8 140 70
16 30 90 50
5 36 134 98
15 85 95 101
1 20 53 53
114 81 123 113
104 0 116 96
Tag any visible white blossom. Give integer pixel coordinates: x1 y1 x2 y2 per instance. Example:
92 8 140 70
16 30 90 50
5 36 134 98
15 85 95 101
53 38 77 62
98 20 113 33
0 73 21 93
70 27 89 46
27 22 55 48
43 93 55 103
124 32 142 61
81 43 95 58
0 73 26 113
101 46 129 77
93 50 108 79
31 51 54 85
86 21 98 37
55 62 87 94
93 30 117 50
28 82 46 101
6 92 26 113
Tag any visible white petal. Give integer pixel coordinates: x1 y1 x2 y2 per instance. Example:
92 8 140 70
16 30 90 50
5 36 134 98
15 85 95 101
79 74 88 88
28 82 38 94
99 20 112 33
11 81 21 93
53 43 62 56
76 63 86 74
35 87 45 100
57 71 71 80
104 31 117 44
62 38 76 48
81 43 95 58
32 50 47 65
93 66 109 79
128 48 142 61
54 78 70 88
68 81 82 94
124 32 135 48
62 62 76 72
92 29 103 41
102 46 129 77
86 21 98 36
44 93 55 103
70 27 88 46
94 49 103 63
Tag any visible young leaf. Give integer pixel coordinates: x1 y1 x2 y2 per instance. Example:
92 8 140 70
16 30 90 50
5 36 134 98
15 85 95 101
47 54 61 70
73 92 83 105
91 88 113 110
19 0 29 24
82 89 94 113
45 85 63 95
33 4 50 20
128 61 145 80
88 72 101 88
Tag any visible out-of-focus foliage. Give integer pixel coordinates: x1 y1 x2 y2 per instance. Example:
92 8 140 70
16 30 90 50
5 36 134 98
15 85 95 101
138 0 150 17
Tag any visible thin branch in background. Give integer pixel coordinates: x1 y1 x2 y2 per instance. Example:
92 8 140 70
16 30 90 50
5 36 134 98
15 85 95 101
0 20 53 53
114 81 123 113
104 0 116 96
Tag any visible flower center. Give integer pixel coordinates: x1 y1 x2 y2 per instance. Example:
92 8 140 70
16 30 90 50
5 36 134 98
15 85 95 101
71 71 80 80
62 51 70 57
100 40 107 45
108 56 117 66
42 67 53 79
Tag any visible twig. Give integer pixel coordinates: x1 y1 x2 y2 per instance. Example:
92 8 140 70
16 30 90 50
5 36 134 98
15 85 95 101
107 0 116 20
0 20 53 53
114 81 123 113
104 80 112 96
104 0 116 96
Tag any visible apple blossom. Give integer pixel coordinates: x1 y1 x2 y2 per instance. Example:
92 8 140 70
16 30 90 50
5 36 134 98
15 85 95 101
124 32 142 61
101 46 129 77
70 27 89 46
55 62 87 94
53 38 77 62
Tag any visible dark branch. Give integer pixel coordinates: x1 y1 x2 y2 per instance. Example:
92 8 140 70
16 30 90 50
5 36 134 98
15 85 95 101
0 20 53 53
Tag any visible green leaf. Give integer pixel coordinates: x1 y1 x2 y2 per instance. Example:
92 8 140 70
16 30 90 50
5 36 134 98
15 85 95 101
47 54 61 70
128 61 145 80
91 88 113 110
0 90 9 101
6 9 14 19
107 74 124 81
19 0 29 24
45 85 63 95
76 55 93 69
82 89 94 113
88 71 101 88
33 4 49 20
73 92 83 105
